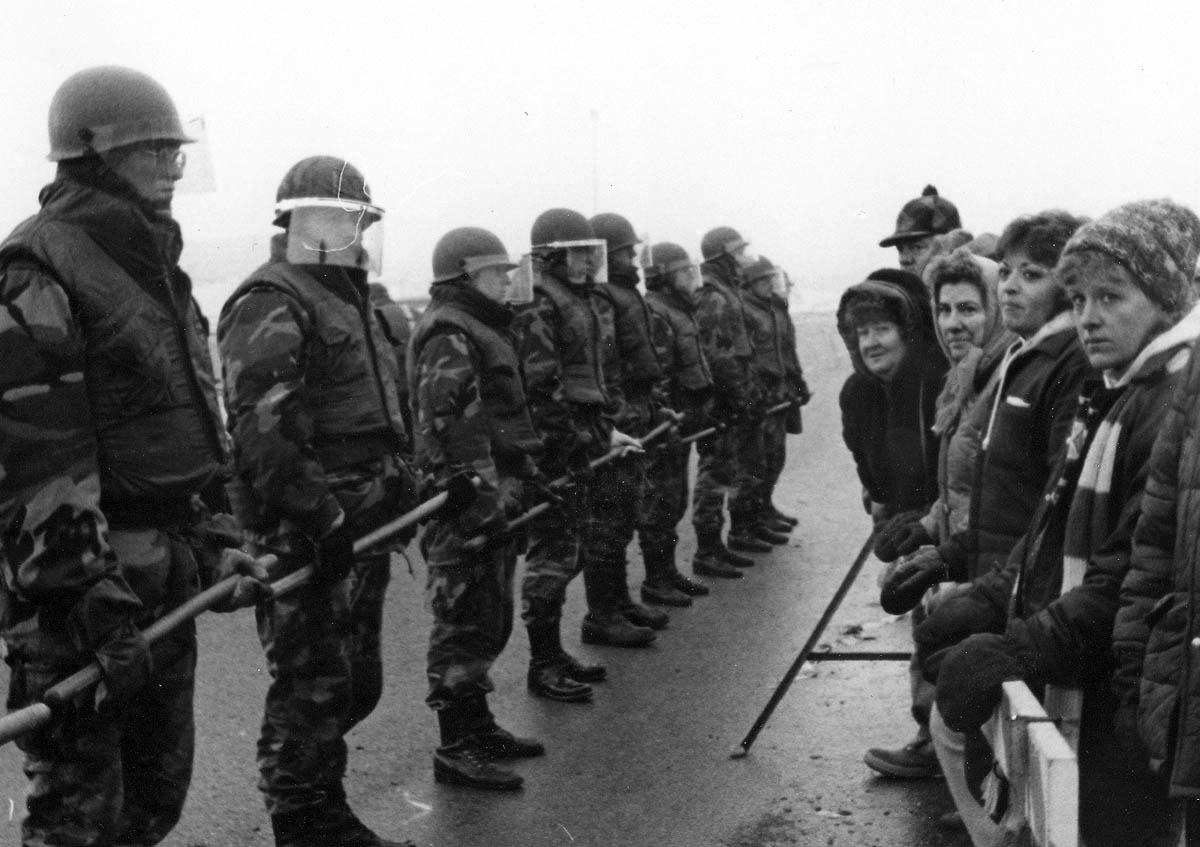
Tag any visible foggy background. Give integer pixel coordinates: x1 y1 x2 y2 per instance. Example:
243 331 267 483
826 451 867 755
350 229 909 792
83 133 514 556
2 0 1199 313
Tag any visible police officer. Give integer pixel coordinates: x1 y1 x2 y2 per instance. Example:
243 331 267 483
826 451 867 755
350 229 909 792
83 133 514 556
409 227 546 791
691 226 763 577
640 242 715 601
512 208 645 704
587 213 675 622
0 66 265 847
219 156 417 847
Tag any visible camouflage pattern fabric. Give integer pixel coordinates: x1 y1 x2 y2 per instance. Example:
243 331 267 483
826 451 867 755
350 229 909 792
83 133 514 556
423 543 518 709
254 549 391 815
728 421 768 533
761 410 788 505
7 527 200 847
582 459 642 608
639 442 691 555
691 429 738 537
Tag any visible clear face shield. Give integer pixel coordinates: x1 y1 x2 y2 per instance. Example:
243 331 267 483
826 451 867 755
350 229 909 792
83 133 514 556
280 200 385 276
537 239 608 285
671 262 703 297
507 254 536 305
771 270 790 298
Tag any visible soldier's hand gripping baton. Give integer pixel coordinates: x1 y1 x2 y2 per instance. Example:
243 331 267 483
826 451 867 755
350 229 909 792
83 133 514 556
460 419 676 554
0 484 470 747
680 399 797 447
729 529 877 760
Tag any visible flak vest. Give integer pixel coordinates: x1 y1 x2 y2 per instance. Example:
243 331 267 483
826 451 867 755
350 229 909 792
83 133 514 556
407 299 543 467
772 295 804 382
225 262 409 471
0 217 226 508
645 290 714 392
742 291 787 382
533 277 609 406
699 263 752 359
595 282 662 398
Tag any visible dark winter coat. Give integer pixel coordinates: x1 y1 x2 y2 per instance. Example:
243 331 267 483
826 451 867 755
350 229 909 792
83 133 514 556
1116 308 1200 794
956 313 1090 580
837 271 947 516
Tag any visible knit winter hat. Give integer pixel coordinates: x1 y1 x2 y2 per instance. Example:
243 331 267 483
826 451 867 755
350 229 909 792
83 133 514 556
1060 199 1200 318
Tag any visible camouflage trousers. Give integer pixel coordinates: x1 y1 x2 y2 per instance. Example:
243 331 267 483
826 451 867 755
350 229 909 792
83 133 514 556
254 549 391 816
582 458 644 607
760 412 788 508
520 479 589 626
727 421 767 532
421 520 518 710
639 442 691 555
5 527 199 847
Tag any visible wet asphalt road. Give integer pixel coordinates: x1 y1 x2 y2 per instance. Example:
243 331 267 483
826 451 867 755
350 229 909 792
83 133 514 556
0 315 971 846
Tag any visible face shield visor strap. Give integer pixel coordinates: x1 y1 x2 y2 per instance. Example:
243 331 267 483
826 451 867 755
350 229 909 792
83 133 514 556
506 254 536 305
282 202 385 276
540 239 607 284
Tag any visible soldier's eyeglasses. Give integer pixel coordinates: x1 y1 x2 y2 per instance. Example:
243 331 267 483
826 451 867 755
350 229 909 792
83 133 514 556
131 144 187 169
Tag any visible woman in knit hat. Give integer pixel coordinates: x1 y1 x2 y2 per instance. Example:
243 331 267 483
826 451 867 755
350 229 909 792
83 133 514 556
932 199 1200 847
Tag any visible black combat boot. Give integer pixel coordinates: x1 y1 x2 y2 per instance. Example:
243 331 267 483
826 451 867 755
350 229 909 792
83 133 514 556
615 576 670 629
766 501 799 527
271 801 414 847
526 617 595 702
712 535 755 568
433 701 524 791
693 531 743 579
752 523 790 545
640 545 693 607
667 571 710 596
762 515 794 534
581 610 657 646
472 694 545 759
728 524 772 553
581 551 659 644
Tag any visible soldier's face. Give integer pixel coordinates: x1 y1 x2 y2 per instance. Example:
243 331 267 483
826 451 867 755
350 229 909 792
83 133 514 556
565 248 591 285
105 141 186 210
472 265 511 304
609 246 637 273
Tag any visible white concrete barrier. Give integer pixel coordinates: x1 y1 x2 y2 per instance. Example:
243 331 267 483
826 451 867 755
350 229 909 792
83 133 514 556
982 680 1079 847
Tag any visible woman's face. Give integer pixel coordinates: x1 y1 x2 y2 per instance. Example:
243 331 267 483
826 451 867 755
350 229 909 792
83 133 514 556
936 282 987 363
856 320 907 382
998 247 1062 339
1067 258 1171 373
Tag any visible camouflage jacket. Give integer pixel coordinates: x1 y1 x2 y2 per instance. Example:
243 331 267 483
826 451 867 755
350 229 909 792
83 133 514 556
645 287 714 409
595 270 665 432
741 288 788 389
0 173 227 649
773 294 809 396
219 248 410 544
695 257 753 407
511 273 622 462
409 283 542 536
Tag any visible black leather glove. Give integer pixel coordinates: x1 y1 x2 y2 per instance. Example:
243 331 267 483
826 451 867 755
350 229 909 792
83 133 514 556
438 471 479 520
880 547 947 614
314 521 357 589
210 549 273 613
936 633 1029 733
873 509 929 562
88 621 151 716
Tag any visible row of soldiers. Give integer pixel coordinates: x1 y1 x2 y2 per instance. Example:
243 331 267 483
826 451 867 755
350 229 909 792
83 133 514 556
0 67 809 847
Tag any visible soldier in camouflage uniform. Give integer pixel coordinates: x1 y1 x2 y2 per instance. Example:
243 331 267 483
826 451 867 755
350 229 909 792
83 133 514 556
512 208 646 703
586 213 681 618
219 156 417 847
369 282 414 452
728 258 797 546
640 243 715 600
690 226 764 578
0 66 266 847
766 269 810 529
409 227 547 791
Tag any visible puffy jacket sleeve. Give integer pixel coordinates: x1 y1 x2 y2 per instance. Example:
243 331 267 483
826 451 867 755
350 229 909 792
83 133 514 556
1115 363 1194 714
839 374 886 505
0 257 142 651
218 287 343 537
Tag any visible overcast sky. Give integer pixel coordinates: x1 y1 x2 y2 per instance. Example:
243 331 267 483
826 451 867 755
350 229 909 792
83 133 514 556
2 0 1199 308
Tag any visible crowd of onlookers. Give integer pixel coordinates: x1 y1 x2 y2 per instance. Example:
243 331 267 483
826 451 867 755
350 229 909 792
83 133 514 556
838 186 1200 846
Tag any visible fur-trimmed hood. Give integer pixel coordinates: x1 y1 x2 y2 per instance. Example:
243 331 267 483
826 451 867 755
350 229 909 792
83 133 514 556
836 268 943 380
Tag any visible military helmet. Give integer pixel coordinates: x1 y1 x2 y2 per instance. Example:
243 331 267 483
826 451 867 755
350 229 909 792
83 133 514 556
879 185 961 247
644 241 692 275
432 227 516 282
48 66 193 161
273 155 382 227
743 256 778 283
530 208 594 248
588 212 640 254
700 226 749 261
